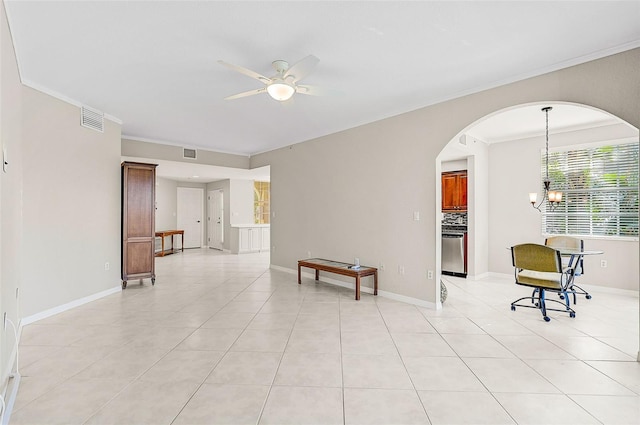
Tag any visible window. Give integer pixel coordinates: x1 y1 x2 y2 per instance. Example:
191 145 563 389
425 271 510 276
542 140 638 238
254 181 270 224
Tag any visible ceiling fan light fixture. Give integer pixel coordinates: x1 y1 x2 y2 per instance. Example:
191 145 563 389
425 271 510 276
267 80 295 101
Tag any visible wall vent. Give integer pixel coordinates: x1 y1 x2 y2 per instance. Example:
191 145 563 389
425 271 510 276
81 106 104 132
183 148 197 159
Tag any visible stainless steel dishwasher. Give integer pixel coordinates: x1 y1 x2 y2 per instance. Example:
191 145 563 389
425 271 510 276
442 232 466 277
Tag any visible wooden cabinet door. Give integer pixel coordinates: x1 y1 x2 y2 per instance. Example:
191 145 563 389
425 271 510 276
442 173 459 211
442 171 467 212
121 162 157 287
458 173 468 211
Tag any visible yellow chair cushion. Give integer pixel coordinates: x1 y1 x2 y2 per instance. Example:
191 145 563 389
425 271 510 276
517 270 562 290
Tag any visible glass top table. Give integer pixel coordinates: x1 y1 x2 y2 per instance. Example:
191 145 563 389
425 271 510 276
297 258 378 300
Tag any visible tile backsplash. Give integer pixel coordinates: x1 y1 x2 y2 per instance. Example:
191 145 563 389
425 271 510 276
442 212 467 226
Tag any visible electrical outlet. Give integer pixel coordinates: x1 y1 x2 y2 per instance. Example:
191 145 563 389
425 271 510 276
104 262 110 271
398 265 405 275
379 263 385 271
427 270 434 279
600 260 607 268
307 251 312 258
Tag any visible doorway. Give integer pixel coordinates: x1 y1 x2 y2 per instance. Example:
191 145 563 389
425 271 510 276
177 187 204 248
208 189 224 250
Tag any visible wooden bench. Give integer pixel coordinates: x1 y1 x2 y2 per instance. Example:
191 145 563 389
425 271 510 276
298 258 378 300
155 230 184 257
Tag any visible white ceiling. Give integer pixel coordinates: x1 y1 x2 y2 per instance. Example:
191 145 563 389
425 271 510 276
466 103 620 144
6 1 640 158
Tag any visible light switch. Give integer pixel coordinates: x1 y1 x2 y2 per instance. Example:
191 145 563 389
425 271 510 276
413 211 420 221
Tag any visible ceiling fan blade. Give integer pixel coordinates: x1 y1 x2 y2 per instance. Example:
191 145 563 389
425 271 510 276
224 87 266 100
218 60 271 84
296 84 340 97
284 55 319 83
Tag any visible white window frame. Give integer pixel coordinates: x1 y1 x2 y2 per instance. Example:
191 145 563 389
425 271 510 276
541 138 638 240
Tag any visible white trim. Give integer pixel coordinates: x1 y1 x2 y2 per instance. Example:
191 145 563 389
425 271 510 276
549 136 638 153
467 272 490 281
269 264 438 309
20 285 121 327
488 272 513 280
20 80 123 124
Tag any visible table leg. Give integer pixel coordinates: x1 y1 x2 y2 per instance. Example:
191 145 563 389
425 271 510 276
355 276 361 300
298 265 301 285
181 232 184 252
374 272 378 296
161 236 165 256
171 235 174 253
315 270 319 281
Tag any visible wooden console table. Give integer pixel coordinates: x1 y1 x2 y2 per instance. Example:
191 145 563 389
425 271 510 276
155 230 184 257
298 258 378 300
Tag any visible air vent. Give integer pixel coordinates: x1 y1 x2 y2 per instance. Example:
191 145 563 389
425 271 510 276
183 148 197 159
81 106 104 132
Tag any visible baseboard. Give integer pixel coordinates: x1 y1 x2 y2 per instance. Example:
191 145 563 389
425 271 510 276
20 285 122 327
270 264 438 309
488 272 513 280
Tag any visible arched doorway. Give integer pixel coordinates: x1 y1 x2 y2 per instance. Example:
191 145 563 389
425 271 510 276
436 101 639 361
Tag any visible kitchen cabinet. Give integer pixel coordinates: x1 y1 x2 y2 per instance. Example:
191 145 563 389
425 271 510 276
121 161 157 289
230 225 270 254
442 170 467 212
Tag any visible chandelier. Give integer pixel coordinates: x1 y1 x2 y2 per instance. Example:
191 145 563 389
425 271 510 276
529 106 562 211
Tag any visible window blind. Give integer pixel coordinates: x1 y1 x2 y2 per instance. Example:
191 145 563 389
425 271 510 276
542 141 639 238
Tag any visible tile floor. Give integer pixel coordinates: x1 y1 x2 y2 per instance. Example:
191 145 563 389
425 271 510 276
10 249 640 424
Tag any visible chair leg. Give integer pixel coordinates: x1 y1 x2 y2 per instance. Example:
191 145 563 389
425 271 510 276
569 283 592 302
538 289 551 322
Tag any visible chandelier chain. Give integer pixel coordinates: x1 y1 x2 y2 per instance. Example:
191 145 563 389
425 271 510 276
545 107 550 182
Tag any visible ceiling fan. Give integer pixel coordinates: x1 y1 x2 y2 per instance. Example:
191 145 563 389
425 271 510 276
218 55 327 102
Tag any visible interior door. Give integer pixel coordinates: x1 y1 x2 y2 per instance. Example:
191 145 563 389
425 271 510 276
177 187 203 248
208 190 224 250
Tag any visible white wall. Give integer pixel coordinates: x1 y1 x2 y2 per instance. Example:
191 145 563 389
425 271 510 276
21 87 122 317
252 49 640 305
488 122 639 290
1 0 23 388
229 179 254 225
121 138 250 169
155 177 178 231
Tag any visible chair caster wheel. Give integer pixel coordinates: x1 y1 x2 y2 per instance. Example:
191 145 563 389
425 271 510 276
543 316 551 322
569 312 576 318
559 294 565 300
585 294 592 300
511 305 516 311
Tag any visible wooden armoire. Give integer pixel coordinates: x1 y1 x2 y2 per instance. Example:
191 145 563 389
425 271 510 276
121 162 157 289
